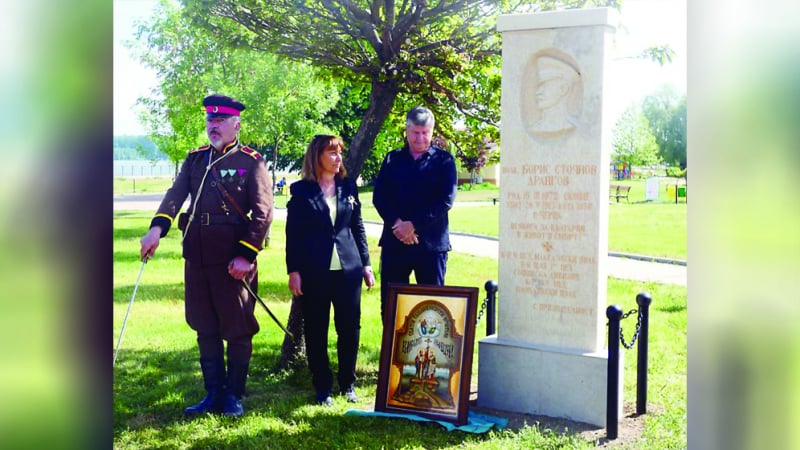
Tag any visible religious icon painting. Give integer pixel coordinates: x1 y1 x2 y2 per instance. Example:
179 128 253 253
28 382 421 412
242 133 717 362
375 283 479 425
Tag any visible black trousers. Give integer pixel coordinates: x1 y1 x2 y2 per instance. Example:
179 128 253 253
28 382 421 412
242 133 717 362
379 246 448 322
298 269 362 395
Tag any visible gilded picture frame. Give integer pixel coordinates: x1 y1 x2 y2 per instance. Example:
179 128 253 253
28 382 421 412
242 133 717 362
375 283 479 426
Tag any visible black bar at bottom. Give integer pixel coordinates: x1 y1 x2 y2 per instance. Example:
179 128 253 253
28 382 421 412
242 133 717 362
606 305 623 440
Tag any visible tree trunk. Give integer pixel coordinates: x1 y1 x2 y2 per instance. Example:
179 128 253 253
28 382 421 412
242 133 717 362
272 136 279 193
343 78 400 180
271 296 307 372
272 79 399 371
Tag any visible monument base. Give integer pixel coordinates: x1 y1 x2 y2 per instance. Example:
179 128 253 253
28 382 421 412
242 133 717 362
477 335 622 427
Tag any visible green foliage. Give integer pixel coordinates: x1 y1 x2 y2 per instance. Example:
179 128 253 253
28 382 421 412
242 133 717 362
612 103 661 167
129 0 340 169
112 147 143 161
665 166 687 178
459 181 500 190
130 1 210 162
319 82 393 183
113 135 163 160
130 1 670 183
184 0 616 180
641 87 687 168
451 128 500 186
637 45 675 66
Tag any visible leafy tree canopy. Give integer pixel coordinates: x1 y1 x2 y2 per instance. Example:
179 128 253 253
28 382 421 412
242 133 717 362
113 135 163 160
641 86 686 168
184 0 620 179
612 103 661 168
129 0 341 180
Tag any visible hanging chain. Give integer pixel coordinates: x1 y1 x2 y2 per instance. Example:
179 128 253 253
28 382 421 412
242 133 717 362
476 296 488 324
619 308 643 349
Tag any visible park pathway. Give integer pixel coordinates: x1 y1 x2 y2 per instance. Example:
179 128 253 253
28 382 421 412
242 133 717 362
114 194 686 287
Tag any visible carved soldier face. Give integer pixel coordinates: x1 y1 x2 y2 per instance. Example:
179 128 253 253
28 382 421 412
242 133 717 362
533 55 579 113
535 76 571 110
206 116 240 150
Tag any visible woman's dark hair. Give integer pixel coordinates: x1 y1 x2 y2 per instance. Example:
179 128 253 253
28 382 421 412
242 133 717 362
301 134 347 181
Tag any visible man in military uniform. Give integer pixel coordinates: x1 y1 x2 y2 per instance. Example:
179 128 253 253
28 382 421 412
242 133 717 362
140 94 273 418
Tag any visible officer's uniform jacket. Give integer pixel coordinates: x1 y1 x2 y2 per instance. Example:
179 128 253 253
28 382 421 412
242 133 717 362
149 139 273 265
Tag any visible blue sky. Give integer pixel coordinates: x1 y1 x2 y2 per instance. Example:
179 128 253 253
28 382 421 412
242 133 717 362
113 0 686 136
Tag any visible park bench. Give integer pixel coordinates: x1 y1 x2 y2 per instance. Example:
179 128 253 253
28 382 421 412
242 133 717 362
609 184 631 203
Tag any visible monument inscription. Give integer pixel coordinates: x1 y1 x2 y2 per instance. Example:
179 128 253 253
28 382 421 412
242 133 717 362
478 8 622 427
499 158 605 349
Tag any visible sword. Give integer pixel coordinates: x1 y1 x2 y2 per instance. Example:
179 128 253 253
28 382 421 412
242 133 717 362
241 279 294 342
114 257 148 366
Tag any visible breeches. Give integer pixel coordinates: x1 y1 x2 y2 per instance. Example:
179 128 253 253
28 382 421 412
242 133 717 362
184 260 259 362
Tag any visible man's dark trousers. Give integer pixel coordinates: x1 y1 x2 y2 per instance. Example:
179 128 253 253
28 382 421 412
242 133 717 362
379 245 448 322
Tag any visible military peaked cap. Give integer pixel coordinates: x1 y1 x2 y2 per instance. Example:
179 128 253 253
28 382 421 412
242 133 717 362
203 94 246 118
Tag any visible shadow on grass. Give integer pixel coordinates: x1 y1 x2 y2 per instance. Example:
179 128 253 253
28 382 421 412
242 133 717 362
113 347 199 427
113 249 184 263
252 279 295 303
657 303 687 313
113 282 184 304
113 271 293 306
113 216 152 240
113 346 493 449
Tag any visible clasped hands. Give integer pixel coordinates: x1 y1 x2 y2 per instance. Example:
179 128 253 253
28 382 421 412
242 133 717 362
392 219 418 245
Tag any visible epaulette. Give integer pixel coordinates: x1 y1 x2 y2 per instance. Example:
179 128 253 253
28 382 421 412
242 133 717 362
188 144 211 154
240 146 263 160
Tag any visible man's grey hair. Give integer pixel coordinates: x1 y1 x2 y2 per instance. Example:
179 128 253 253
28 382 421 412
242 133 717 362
406 106 435 128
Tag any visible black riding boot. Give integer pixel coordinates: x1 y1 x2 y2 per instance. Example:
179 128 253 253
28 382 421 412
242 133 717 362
184 358 225 416
222 361 249 417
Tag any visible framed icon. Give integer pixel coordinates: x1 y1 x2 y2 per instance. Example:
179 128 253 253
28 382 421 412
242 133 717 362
375 283 479 425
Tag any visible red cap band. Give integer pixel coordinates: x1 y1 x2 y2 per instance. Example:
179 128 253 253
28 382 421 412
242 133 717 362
205 105 241 116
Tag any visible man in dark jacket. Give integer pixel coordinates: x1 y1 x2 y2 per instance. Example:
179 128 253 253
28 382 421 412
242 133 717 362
372 106 458 324
140 94 273 417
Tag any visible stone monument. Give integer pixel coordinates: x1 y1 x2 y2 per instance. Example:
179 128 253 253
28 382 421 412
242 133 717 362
477 8 622 427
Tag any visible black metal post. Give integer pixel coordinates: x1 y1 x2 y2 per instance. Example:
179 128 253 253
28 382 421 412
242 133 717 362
674 182 678 204
484 280 498 336
636 292 652 415
606 304 622 440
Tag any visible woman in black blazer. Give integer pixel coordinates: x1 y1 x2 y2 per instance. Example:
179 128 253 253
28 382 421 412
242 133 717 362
285 135 375 406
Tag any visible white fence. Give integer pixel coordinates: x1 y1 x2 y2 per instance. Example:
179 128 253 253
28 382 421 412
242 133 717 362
114 160 177 177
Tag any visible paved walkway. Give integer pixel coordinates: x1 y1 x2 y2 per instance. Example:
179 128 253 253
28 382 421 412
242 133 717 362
114 194 686 286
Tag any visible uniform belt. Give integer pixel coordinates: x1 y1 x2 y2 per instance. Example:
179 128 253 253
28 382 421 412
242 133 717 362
199 213 245 226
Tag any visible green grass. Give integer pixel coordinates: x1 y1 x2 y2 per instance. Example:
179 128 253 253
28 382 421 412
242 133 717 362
115 177 176 195
608 204 685 259
114 177 686 259
359 183 686 260
114 210 686 449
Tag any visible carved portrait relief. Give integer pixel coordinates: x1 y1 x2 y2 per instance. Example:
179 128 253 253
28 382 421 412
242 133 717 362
523 50 583 139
